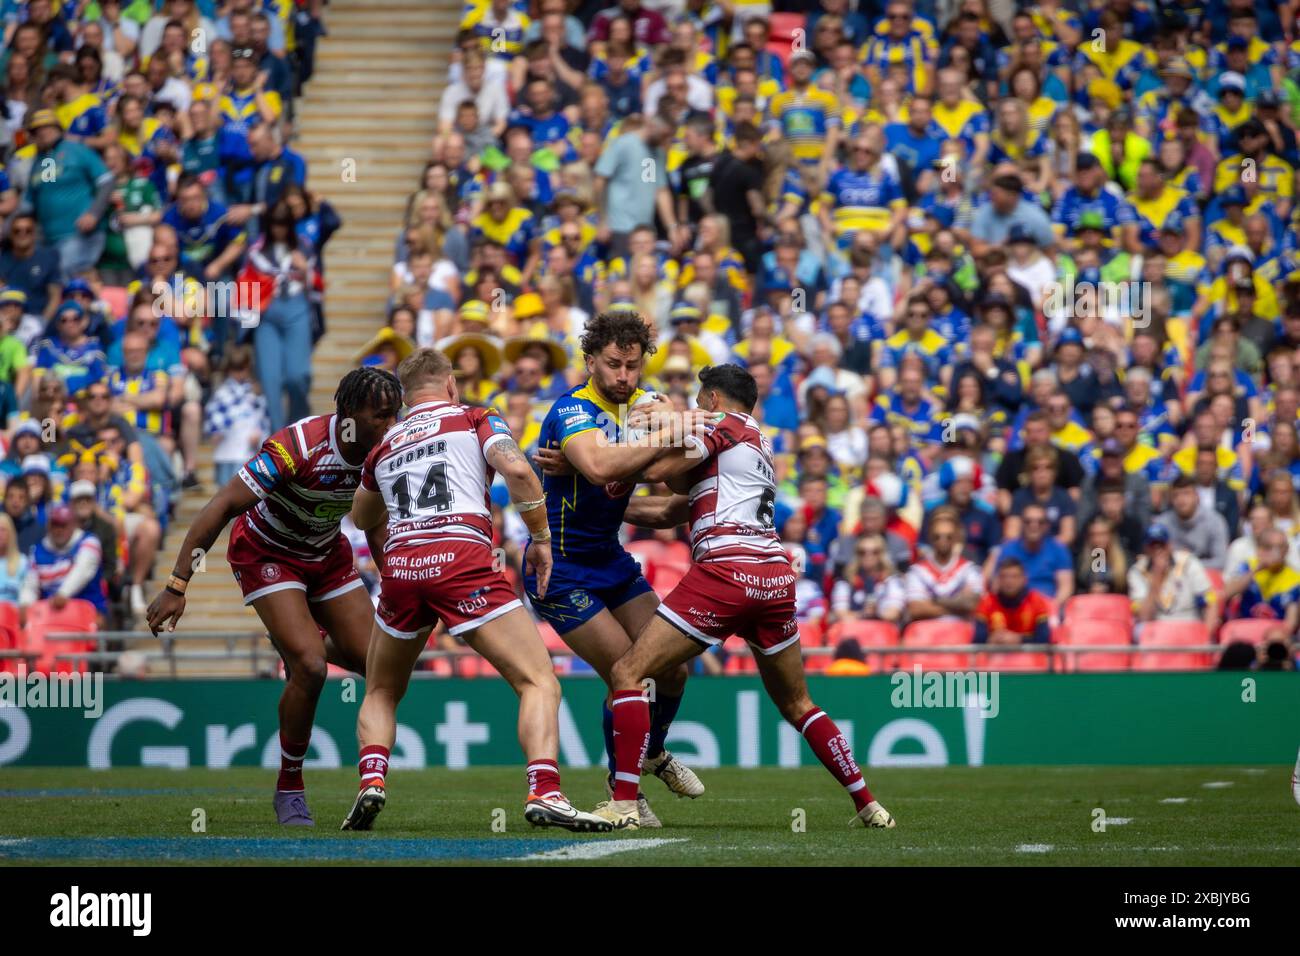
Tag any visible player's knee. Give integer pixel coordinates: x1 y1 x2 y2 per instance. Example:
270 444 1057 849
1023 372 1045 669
535 669 562 706
608 654 642 692
286 652 328 692
657 662 688 695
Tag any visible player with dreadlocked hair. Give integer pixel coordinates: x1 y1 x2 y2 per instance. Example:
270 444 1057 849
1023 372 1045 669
148 367 402 826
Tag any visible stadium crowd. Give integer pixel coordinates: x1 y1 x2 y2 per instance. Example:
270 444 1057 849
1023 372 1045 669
0 0 326 632
369 0 1300 673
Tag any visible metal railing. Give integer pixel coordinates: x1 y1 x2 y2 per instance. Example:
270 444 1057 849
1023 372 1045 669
17 630 1264 677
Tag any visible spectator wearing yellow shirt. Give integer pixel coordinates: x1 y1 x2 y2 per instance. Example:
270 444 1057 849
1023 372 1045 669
219 47 282 138
109 332 170 442
768 50 842 178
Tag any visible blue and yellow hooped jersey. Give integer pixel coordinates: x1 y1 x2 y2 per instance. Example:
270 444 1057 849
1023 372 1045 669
1239 564 1300 622
768 85 842 164
109 368 170 438
538 379 647 561
56 93 107 139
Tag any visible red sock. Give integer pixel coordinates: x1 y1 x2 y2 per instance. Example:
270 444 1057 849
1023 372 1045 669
277 733 308 793
610 690 650 802
526 758 562 799
358 744 390 791
798 707 873 811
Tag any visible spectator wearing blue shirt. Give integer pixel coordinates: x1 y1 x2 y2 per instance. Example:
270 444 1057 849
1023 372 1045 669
966 172 1055 257
162 174 248 280
248 122 308 228
990 501 1075 602
750 359 800 432
507 77 572 149
884 97 942 189
0 212 63 323
33 300 108 397
1051 152 1140 254
796 473 842 584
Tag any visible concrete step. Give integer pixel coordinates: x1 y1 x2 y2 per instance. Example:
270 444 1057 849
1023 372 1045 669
307 81 442 95
317 42 452 56
298 95 437 111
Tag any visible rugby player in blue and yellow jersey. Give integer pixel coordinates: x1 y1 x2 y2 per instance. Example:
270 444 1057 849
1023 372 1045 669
530 311 708 825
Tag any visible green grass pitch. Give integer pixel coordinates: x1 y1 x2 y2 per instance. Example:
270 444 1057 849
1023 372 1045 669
1 766 1296 866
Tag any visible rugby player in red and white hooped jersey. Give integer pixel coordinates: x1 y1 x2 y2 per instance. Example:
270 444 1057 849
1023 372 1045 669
591 364 895 830
340 347 610 833
146 368 404 827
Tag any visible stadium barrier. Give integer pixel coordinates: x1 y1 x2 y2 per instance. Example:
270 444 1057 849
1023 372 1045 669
2 672 1293 768
32 630 1283 676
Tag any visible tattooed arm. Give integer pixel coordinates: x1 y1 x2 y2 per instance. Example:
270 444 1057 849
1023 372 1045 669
486 437 553 597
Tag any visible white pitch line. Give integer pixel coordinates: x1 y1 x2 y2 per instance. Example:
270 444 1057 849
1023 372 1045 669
511 837 687 861
1159 798 1189 804
1202 781 1234 789
1107 817 1133 825
1016 844 1053 853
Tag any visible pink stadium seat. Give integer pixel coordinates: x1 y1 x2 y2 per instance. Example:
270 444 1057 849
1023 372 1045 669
1205 568 1225 599
976 648 1050 672
501 563 522 597
659 540 691 567
99 285 130 321
1053 619 1132 671
897 620 975 671
798 619 826 647
24 599 98 673
473 657 501 678
426 656 454 677
724 653 758 674
826 619 899 671
651 555 691 584
624 539 663 579
1218 618 1286 648
536 621 568 653
652 565 686 597
0 601 22 673
1133 620 1213 671
767 12 805 68
803 651 829 672
1063 593 1133 628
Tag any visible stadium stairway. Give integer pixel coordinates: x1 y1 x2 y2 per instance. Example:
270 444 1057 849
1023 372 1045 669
298 0 457 411
144 0 456 674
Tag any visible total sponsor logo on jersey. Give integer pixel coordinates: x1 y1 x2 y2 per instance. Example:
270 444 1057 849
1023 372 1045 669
732 568 795 600
385 550 457 581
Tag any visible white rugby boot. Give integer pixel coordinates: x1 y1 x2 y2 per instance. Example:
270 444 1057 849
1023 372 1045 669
850 800 897 829
643 750 705 799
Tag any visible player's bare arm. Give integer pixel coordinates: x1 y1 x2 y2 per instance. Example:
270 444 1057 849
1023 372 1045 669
557 411 707 485
350 486 390 572
622 493 689 530
144 473 260 635
350 486 387 533
487 436 554 599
